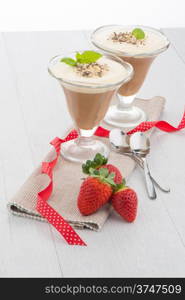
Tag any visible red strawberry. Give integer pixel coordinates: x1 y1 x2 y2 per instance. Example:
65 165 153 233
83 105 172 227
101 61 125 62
78 176 113 216
111 187 138 222
82 153 123 184
99 164 122 184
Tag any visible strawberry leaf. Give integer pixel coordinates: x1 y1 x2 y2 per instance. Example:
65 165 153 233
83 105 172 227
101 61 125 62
122 178 126 185
94 153 107 166
82 164 89 174
105 178 116 186
99 168 109 177
109 172 115 179
113 179 127 192
103 157 108 164
94 169 99 175
82 153 108 174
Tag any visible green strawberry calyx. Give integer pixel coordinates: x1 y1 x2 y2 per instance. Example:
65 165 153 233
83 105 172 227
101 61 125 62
82 153 128 190
82 153 108 175
113 178 128 193
89 167 116 187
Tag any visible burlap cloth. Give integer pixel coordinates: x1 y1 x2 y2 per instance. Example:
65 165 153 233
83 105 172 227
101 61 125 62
8 97 165 231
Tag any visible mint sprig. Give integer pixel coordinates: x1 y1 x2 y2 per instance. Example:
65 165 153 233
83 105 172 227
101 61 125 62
60 51 102 67
60 57 77 66
76 51 102 64
132 28 145 40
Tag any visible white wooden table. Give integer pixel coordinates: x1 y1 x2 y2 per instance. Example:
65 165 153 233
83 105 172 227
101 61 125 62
0 29 185 278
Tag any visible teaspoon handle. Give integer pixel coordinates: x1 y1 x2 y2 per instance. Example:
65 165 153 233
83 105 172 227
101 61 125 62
132 155 170 193
142 158 157 200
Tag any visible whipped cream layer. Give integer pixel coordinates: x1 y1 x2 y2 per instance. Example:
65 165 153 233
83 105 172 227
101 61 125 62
92 26 169 56
50 56 130 93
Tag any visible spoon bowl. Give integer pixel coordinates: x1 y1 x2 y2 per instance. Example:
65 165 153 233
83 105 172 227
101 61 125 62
129 132 150 156
109 129 170 195
109 128 130 152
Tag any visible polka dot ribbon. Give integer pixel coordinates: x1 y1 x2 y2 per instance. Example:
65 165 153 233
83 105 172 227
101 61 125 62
36 111 185 246
95 110 185 137
36 130 86 246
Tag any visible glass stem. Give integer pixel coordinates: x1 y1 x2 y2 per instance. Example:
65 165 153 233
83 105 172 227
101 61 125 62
76 127 97 147
117 94 136 110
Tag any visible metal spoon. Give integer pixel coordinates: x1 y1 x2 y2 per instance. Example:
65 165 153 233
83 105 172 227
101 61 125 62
129 132 157 199
109 129 170 194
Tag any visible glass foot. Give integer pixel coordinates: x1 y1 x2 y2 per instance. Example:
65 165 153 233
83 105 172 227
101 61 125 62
104 104 146 128
61 138 110 163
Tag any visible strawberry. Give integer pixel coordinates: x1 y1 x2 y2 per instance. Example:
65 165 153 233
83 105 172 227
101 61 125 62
82 153 123 184
78 167 115 216
111 184 138 222
99 164 122 184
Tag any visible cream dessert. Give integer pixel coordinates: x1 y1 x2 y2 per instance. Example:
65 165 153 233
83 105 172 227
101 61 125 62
92 26 169 96
50 56 129 92
49 54 132 129
91 26 170 128
91 25 169 56
48 51 133 162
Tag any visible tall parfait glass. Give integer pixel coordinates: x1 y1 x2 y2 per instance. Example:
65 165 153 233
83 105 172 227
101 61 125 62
91 25 170 128
48 51 133 162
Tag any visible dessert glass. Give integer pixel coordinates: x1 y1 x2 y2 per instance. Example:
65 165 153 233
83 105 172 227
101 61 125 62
48 52 133 163
91 25 170 128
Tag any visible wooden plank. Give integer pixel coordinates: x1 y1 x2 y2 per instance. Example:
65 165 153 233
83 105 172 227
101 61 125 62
2 31 88 276
2 31 88 164
0 33 62 277
3 30 185 277
162 28 185 63
55 30 185 277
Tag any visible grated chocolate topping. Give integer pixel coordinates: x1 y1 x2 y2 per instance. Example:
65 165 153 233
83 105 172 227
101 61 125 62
109 31 146 46
75 62 109 78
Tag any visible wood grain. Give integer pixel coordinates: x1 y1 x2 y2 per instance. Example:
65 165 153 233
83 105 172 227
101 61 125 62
0 29 185 277
0 33 62 277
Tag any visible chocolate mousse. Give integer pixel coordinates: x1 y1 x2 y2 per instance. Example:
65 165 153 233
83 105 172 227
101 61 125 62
49 53 131 130
91 25 170 96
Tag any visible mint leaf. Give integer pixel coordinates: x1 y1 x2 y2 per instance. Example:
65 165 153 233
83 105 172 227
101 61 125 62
60 51 102 67
76 52 82 62
76 51 102 64
132 28 145 40
60 57 77 66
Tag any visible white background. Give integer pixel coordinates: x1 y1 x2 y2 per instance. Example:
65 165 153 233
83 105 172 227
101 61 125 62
0 0 185 31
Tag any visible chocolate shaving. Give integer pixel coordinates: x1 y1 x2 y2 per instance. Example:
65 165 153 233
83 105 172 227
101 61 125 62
76 62 109 78
109 31 146 45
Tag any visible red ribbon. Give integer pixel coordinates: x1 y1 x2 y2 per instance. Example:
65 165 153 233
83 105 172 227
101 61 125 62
36 112 185 246
36 130 86 246
95 110 185 137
